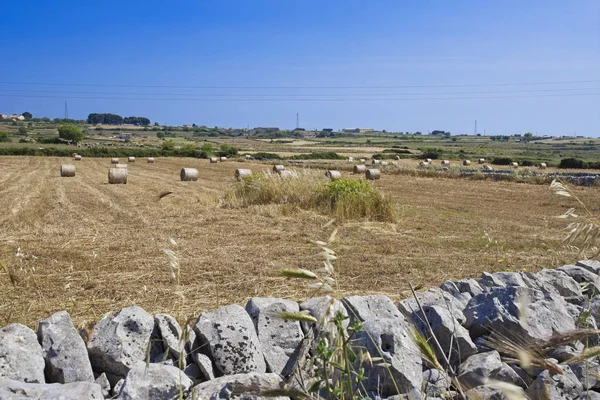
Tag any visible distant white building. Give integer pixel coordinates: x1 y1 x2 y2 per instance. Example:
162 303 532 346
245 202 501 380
342 128 375 134
0 114 7 120
7 114 25 121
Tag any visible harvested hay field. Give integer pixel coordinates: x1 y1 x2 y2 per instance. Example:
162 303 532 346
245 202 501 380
0 156 596 328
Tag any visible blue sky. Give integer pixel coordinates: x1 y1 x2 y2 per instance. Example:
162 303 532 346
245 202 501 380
0 0 599 135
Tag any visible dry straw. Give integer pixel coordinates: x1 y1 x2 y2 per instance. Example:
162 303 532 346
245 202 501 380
273 165 286 173
115 164 127 169
325 170 342 181
235 168 252 180
60 165 76 177
128 156 136 163
463 160 471 166
74 155 82 161
110 158 119 164
209 157 218 163
180 168 199 181
220 157 227 162
366 169 381 180
108 168 127 184
147 157 155 164
353 165 366 174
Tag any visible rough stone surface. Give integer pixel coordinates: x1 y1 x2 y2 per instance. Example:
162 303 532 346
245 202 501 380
438 280 472 309
87 306 155 377
578 391 600 400
492 362 524 387
524 269 584 303
422 369 451 397
113 378 125 397
576 259 600 274
0 323 45 383
343 295 422 396
155 313 187 366
458 350 503 388
192 352 216 381
478 271 527 288
184 362 203 380
571 358 600 390
185 372 286 400
527 365 583 399
466 385 510 400
0 378 103 399
116 362 193 400
454 278 484 297
299 295 348 333
94 372 111 398
37 311 94 383
548 345 581 363
245 297 304 374
194 304 266 376
557 265 600 295
464 286 576 341
412 305 477 367
398 287 466 324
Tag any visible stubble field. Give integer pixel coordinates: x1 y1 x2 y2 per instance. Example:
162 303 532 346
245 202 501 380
0 155 596 329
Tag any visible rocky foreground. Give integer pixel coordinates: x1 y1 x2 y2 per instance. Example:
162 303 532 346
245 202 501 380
2 260 600 399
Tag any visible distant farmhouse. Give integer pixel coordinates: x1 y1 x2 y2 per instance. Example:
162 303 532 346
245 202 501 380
248 127 280 135
0 114 25 121
342 128 375 134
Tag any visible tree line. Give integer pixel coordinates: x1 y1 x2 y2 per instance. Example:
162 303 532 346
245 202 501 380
87 113 150 126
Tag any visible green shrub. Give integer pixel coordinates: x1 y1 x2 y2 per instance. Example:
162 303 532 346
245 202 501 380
58 124 84 143
251 152 284 160
0 132 10 142
216 143 238 157
290 152 344 160
491 157 513 165
559 157 587 169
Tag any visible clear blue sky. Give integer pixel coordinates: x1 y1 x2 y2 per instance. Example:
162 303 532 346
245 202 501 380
1 0 599 135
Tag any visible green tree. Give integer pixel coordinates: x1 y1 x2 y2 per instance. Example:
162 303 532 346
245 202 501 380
17 126 27 135
162 140 175 151
524 132 533 138
200 143 214 154
156 131 166 139
22 112 32 120
0 132 11 142
58 124 84 143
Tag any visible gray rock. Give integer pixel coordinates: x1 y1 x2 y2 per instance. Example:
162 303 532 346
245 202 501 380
557 265 600 295
116 362 193 400
184 362 203 380
94 372 111 398
422 369 451 397
37 311 94 383
192 352 215 381
525 269 584 303
185 372 286 400
455 278 484 297
479 271 527 288
492 362 524 387
343 295 422 396
548 345 581 363
185 325 197 356
245 297 304 374
439 280 473 308
0 323 45 383
458 351 503 388
155 313 186 367
194 304 266 376
411 305 477 367
87 306 155 377
398 287 466 325
299 295 348 333
465 385 509 400
526 365 583 399
113 378 125 397
508 364 534 387
0 377 103 399
571 358 600 390
578 391 600 399
464 286 576 341
577 259 600 274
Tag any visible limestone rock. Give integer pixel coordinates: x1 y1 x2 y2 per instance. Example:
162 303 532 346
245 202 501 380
576 259 600 275
87 306 155 377
299 295 348 333
0 377 103 399
94 372 111 398
343 295 422 396
0 323 45 383
526 365 583 399
398 287 466 325
185 372 286 400
422 369 451 397
37 311 94 383
478 271 527 288
458 351 503 388
245 297 303 374
557 265 600 295
466 385 510 400
155 314 186 366
116 362 193 400
454 278 484 297
524 269 583 303
192 352 215 381
194 304 266 376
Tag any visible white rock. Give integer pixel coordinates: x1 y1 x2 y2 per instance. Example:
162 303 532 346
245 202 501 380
0 323 45 383
0 377 103 399
116 362 193 400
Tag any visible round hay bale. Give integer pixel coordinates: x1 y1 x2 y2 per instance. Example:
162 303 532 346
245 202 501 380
235 168 252 180
111 158 119 164
359 158 366 163
419 161 427 166
72 152 77 158
539 163 547 169
441 160 450 165
108 168 127 184
484 165 493 171
74 155 82 161
115 164 128 169
278 170 294 178
147 157 155 164
366 169 381 180
325 170 342 181
425 158 432 164
391 161 399 166
381 161 389 166
478 158 486 164
463 160 471 166
371 159 381 165
210 157 218 163
128 156 136 163
180 168 199 181
394 155 400 160
347 157 354 162
273 165 286 173
511 162 519 168
220 157 227 162
353 165 367 174
245 154 252 159
60 164 76 177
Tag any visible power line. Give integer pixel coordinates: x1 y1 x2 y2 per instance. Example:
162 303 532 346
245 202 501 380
0 79 599 89
0 92 598 102
0 87 597 97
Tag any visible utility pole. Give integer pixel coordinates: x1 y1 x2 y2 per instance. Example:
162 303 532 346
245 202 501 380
474 119 477 135
64 101 69 119
296 113 300 129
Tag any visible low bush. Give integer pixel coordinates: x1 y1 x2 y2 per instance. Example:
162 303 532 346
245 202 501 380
290 152 345 160
559 157 587 169
251 152 284 160
0 132 10 142
491 157 513 165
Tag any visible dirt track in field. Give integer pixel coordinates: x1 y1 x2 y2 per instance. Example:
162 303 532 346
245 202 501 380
0 156 596 328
